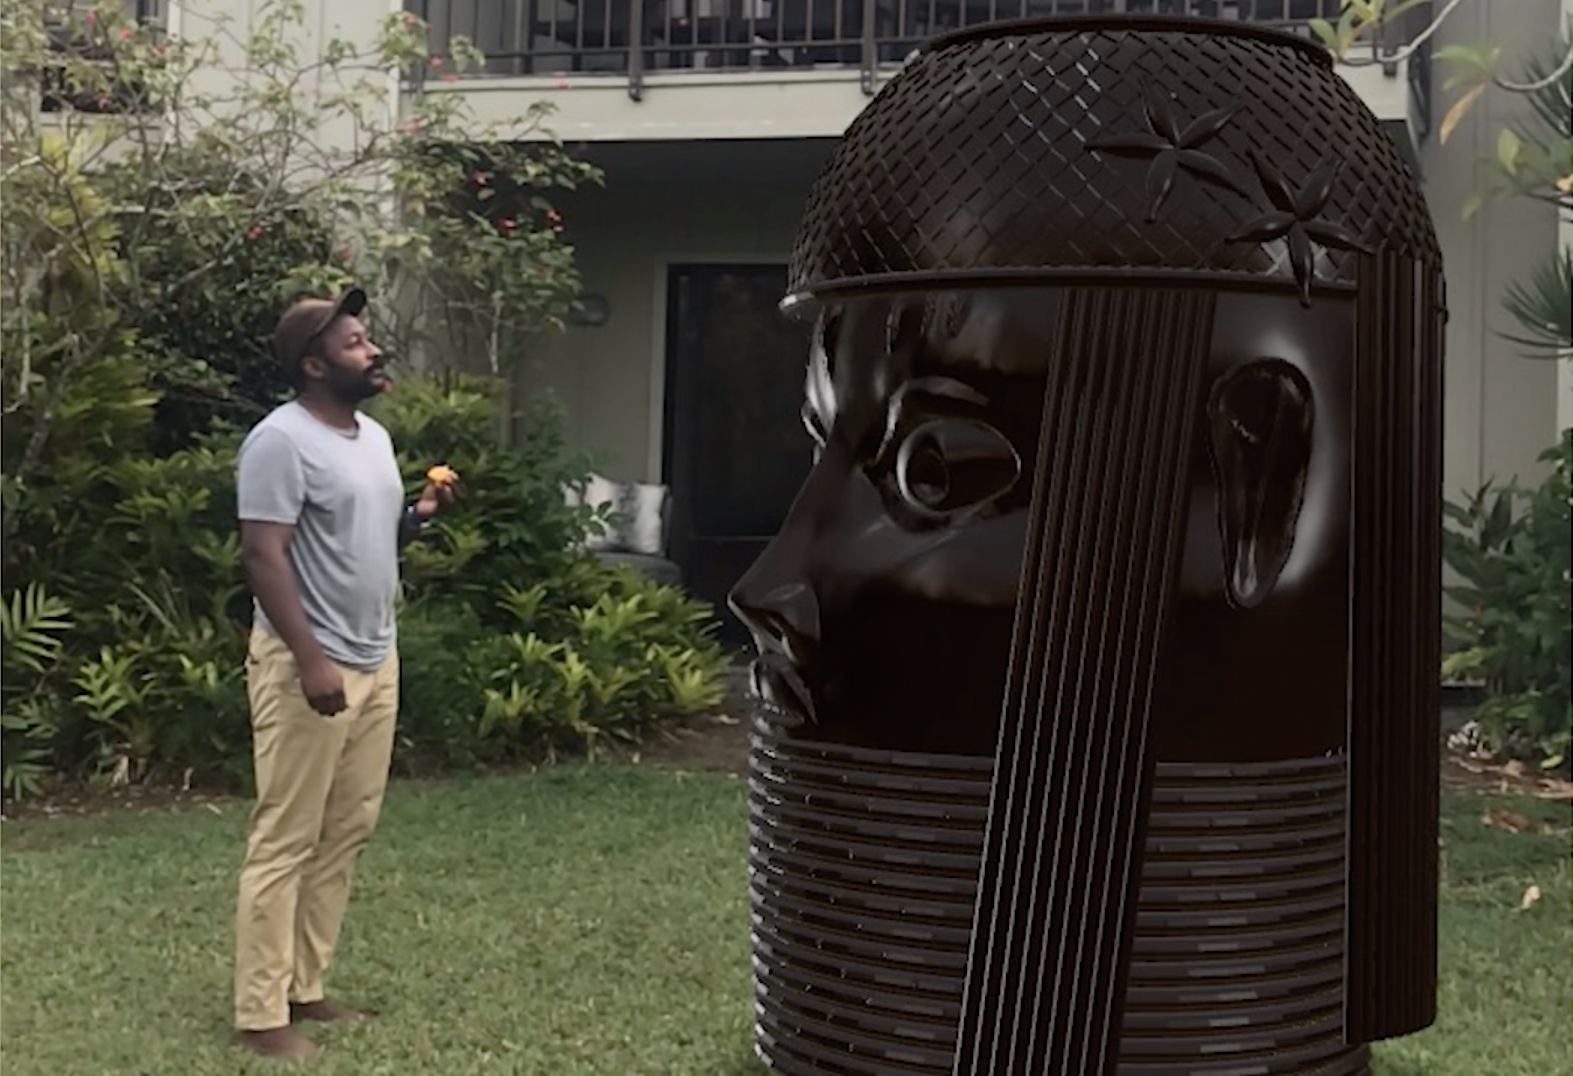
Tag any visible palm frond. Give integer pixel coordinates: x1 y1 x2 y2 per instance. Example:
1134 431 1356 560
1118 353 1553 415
1499 247 1573 360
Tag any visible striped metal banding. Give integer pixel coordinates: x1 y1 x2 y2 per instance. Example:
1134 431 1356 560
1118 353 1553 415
953 287 1214 1076
1345 252 1443 1040
749 730 1368 1076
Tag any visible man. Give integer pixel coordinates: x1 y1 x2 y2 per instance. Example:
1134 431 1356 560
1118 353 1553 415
232 287 456 1059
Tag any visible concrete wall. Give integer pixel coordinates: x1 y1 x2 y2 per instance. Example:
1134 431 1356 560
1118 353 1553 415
526 118 1569 501
172 0 403 207
511 140 832 483
1421 0 1566 498
167 0 1567 494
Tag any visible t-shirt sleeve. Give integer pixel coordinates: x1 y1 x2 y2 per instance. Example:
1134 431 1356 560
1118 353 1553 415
236 427 306 525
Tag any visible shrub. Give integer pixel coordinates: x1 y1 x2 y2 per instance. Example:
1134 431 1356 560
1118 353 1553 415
0 1 700 802
0 586 75 799
380 375 729 776
369 373 610 602
2 0 598 543
0 378 728 799
397 573 729 774
1442 430 1572 766
14 427 257 789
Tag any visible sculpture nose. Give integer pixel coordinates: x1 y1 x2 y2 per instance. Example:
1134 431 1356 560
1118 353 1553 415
730 536 824 730
731 578 821 663
731 496 821 626
730 446 843 661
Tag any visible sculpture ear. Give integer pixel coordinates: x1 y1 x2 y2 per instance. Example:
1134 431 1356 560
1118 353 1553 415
1206 359 1315 609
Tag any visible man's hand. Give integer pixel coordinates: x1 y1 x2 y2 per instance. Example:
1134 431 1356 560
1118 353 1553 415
300 657 348 716
415 464 462 521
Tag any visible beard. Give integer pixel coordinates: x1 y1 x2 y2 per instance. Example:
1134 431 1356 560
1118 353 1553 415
323 360 388 403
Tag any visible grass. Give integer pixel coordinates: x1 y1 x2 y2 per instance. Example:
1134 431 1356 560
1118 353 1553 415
1 765 1568 1075
1 767 760 1076
1372 791 1571 1076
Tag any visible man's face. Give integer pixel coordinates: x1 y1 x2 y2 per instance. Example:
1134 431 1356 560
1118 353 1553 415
304 314 388 402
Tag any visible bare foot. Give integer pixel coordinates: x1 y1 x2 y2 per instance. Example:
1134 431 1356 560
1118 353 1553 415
235 1026 320 1060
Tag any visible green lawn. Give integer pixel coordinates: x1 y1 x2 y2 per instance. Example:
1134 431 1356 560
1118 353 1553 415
1 766 1567 1075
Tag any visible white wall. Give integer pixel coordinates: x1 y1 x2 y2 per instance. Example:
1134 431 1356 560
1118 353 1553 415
511 141 829 482
172 0 402 199
439 69 880 142
506 140 830 481
1421 0 1566 497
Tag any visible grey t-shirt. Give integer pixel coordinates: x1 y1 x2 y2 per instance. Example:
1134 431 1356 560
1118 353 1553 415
235 401 405 670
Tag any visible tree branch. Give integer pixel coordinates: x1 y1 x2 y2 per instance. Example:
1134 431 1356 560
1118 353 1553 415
1336 0 1472 67
1495 38 1573 93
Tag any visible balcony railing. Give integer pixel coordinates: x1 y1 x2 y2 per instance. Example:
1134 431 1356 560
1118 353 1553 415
409 0 1432 120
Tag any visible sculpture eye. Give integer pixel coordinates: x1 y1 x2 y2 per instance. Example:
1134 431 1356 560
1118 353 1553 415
892 419 1020 520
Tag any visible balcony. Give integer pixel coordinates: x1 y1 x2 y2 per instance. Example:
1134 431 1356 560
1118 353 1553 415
408 0 1432 152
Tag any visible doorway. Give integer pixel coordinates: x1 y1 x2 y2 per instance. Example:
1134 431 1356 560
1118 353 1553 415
662 264 814 645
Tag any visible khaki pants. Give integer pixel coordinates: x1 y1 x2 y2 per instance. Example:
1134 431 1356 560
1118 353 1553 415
233 628 399 1031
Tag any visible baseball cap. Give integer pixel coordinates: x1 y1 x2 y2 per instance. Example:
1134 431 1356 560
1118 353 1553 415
270 286 369 380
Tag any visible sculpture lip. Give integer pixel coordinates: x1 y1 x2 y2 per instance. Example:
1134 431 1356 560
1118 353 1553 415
921 14 1332 68
748 652 818 728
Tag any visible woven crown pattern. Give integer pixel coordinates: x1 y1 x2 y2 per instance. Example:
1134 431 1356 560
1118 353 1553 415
786 18 1440 302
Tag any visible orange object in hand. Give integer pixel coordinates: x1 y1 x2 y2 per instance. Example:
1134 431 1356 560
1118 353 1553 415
426 464 459 486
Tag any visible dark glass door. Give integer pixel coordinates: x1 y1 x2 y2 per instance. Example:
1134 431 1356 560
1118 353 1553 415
663 264 814 645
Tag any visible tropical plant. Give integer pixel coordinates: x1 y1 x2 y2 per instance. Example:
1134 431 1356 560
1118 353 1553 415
0 586 74 798
0 1 725 800
1442 432 1572 766
1 0 601 513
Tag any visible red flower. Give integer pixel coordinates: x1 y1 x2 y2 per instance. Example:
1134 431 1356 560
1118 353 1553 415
500 218 517 235
246 223 263 240
428 55 444 68
545 209 562 223
403 12 419 25
118 27 133 39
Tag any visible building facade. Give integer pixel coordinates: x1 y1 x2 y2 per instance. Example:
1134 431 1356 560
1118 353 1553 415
107 0 1573 625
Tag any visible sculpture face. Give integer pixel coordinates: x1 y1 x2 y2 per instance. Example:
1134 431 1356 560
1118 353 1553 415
731 286 1354 761
731 289 1052 756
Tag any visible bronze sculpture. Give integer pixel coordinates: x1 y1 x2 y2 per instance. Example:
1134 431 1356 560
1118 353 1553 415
732 16 1444 1076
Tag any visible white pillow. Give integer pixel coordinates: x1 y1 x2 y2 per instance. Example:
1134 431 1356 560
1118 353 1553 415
619 482 667 556
570 473 667 555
